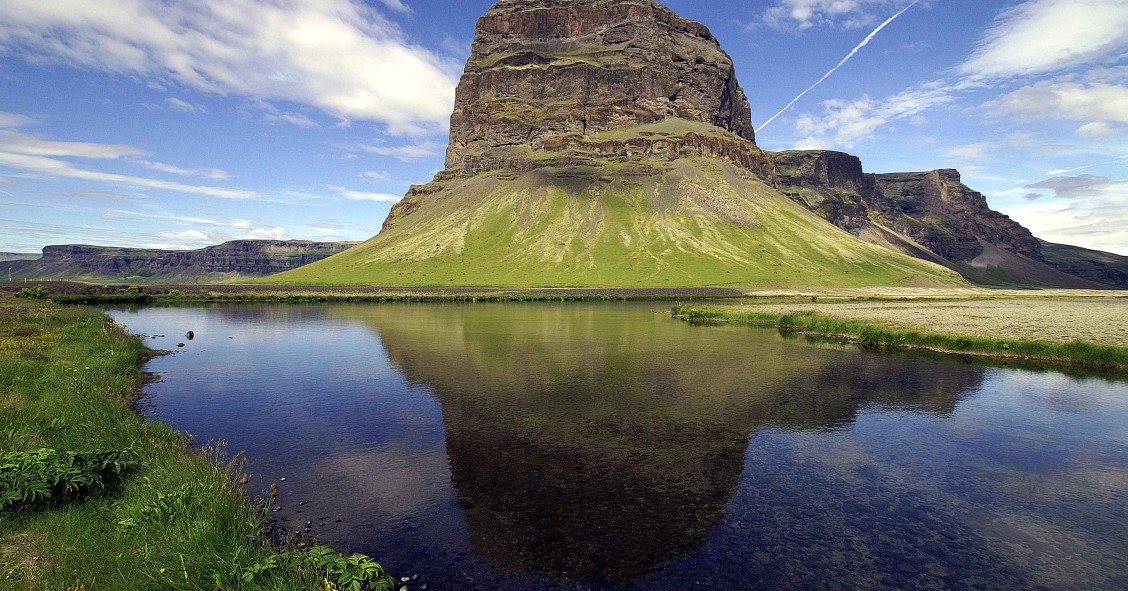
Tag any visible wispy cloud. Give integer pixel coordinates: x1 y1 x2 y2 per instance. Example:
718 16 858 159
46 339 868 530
942 142 994 161
1024 174 1124 199
985 81 1128 125
356 141 441 162
761 0 905 31
376 0 412 14
787 0 1128 150
959 0 1128 80
0 112 36 129
1004 173 1128 254
790 80 955 147
360 170 392 181
0 151 255 199
328 185 402 202
757 0 921 133
165 97 207 113
0 0 459 136
0 115 254 199
1076 122 1120 138
131 160 229 180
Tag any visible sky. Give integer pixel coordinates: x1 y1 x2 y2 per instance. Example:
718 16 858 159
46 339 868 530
0 0 1126 255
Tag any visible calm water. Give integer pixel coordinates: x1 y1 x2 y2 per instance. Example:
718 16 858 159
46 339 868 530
107 303 1128 591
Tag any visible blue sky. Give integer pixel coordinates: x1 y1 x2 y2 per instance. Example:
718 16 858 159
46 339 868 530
1 0 1126 255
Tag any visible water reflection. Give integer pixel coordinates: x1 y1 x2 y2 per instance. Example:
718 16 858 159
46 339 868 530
346 304 983 582
107 303 1128 591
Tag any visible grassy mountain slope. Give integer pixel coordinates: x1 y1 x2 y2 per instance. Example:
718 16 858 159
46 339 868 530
268 157 963 288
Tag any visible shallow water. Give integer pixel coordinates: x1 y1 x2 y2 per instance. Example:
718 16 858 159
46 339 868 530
108 303 1128 591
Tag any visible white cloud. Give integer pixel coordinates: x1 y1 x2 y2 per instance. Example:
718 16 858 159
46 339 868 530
0 112 36 129
131 159 229 180
361 170 392 181
960 0 1128 80
791 81 954 147
377 0 411 14
1025 174 1124 198
261 111 318 128
0 130 145 159
986 81 1128 124
0 117 253 199
154 229 210 241
0 149 254 199
1076 122 1119 138
762 0 903 31
165 97 206 113
1003 176 1128 254
241 226 289 240
356 141 441 161
328 185 401 202
1002 174 1128 254
942 142 994 161
0 0 458 135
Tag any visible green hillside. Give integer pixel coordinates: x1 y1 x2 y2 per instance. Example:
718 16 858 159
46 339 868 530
267 157 963 288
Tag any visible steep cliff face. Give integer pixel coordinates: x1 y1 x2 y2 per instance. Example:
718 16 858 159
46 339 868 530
774 150 1105 288
10 240 356 282
444 0 770 179
874 170 1042 263
271 0 960 288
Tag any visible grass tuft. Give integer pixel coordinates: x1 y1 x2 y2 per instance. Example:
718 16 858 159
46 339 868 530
671 305 1128 372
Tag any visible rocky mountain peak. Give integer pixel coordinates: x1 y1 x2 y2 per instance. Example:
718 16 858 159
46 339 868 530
444 0 761 176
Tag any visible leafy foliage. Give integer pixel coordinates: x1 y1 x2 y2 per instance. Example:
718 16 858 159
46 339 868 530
14 286 49 300
230 546 397 591
0 448 134 512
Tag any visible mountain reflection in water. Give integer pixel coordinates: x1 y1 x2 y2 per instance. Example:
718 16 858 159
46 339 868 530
359 304 983 582
108 303 1128 591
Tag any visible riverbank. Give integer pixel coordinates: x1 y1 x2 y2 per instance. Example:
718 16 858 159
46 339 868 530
672 298 1128 372
0 295 396 590
1 281 746 304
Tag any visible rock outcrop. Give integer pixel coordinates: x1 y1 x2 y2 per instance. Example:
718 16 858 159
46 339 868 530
443 0 772 179
774 150 1108 288
9 240 357 282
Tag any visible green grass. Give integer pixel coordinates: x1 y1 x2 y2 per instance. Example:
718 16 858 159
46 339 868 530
266 157 964 288
671 306 1128 372
0 296 396 590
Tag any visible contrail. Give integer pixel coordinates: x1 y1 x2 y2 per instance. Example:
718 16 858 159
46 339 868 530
756 0 922 134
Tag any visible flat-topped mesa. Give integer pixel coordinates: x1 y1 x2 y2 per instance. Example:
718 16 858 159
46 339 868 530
445 0 770 179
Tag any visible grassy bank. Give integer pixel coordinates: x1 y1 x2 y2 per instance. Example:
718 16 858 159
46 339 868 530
6 283 745 305
672 306 1128 373
0 295 397 590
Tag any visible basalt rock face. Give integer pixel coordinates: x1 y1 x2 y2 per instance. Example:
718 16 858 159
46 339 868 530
775 150 1107 288
9 240 357 282
444 0 769 178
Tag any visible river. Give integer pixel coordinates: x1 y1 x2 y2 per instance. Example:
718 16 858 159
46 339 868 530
107 302 1128 591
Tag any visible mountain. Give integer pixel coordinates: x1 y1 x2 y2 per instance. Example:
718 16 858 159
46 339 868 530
269 0 962 288
8 240 356 283
0 252 40 262
773 150 1108 288
1039 240 1128 288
